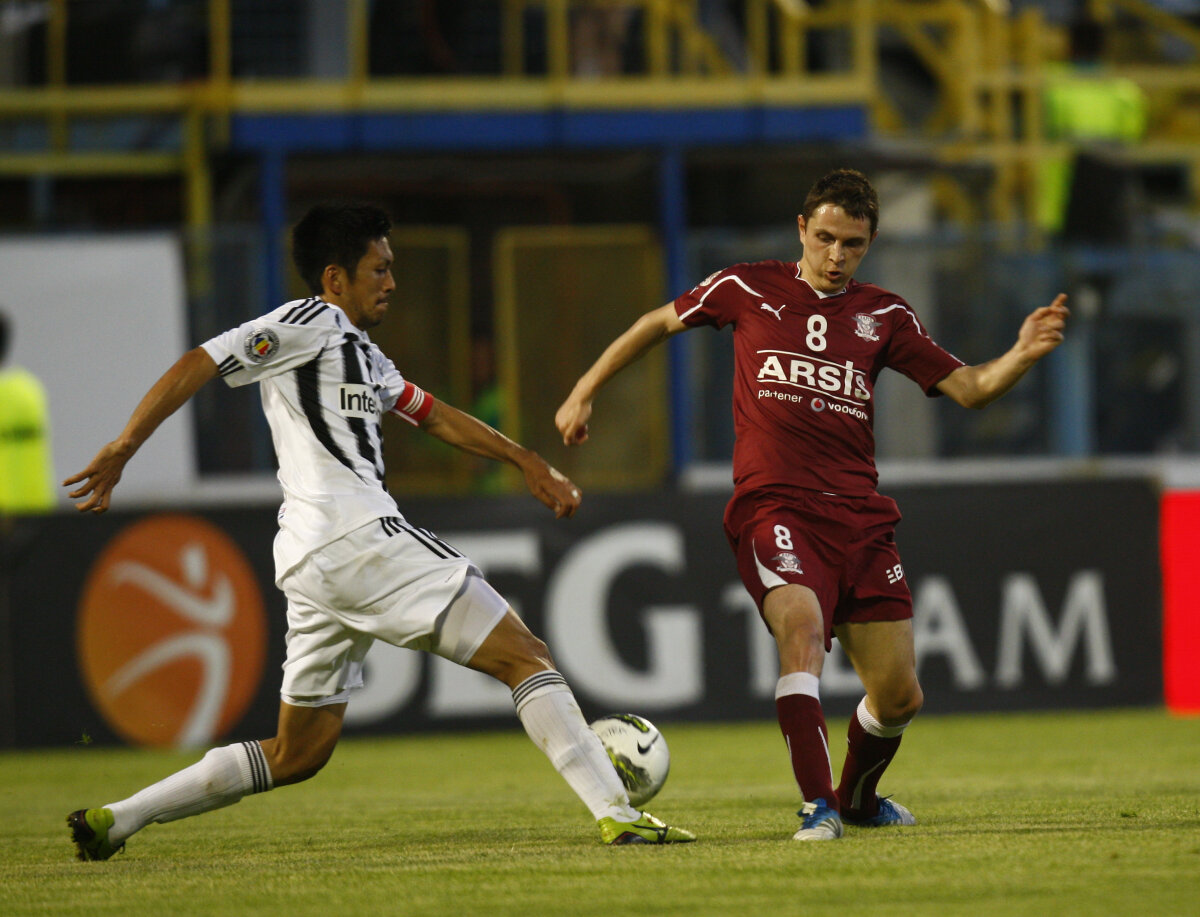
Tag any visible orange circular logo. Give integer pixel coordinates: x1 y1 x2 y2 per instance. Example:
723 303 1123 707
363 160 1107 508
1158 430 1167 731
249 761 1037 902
77 514 266 748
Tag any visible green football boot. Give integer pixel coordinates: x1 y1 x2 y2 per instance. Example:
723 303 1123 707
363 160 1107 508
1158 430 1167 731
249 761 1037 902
68 808 124 861
598 811 696 845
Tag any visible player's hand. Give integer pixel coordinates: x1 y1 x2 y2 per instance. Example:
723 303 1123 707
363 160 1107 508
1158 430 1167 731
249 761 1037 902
555 397 592 446
63 440 133 514
1017 293 1069 362
523 459 582 519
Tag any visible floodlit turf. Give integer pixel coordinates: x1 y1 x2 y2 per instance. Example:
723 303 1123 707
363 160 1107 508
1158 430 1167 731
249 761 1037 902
3 709 1198 916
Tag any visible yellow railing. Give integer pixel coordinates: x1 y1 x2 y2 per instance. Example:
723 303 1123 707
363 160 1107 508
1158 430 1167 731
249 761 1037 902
1088 0 1200 187
4 0 1200 231
503 0 737 79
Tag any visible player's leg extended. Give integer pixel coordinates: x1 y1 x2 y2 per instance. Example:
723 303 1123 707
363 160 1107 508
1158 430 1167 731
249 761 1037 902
764 584 843 839
465 604 694 844
832 618 921 825
467 608 637 818
69 702 344 861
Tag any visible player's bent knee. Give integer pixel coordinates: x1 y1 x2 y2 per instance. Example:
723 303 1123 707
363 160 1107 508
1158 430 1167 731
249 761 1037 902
261 738 337 787
899 687 924 723
877 683 924 725
271 753 331 786
286 758 330 785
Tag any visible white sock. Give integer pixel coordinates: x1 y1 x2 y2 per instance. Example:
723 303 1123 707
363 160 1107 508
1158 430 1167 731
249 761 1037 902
776 671 821 700
107 741 273 844
512 671 640 823
856 697 909 738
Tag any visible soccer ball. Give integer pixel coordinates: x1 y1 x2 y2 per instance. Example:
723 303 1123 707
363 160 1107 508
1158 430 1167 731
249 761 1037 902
589 713 671 807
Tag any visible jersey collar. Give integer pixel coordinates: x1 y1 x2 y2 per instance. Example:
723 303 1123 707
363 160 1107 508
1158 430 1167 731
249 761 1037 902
319 299 367 337
794 265 849 299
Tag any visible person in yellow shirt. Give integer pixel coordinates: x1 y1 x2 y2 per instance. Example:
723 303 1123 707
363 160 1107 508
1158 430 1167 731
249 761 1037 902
0 310 55 513
1038 19 1148 236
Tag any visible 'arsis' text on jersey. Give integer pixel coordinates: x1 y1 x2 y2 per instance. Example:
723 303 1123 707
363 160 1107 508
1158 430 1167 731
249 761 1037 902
755 351 871 403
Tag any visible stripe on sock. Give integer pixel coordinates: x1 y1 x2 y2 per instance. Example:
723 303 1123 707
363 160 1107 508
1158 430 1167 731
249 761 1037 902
511 670 568 714
818 722 834 788
849 759 888 811
241 741 273 794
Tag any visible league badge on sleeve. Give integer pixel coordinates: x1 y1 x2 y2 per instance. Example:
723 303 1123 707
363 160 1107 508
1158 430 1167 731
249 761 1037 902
243 328 280 363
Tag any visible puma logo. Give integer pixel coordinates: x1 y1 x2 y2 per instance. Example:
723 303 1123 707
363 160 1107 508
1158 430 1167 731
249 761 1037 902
760 302 787 320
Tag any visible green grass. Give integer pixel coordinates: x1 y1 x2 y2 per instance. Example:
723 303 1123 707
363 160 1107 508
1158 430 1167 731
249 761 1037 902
3 709 1199 916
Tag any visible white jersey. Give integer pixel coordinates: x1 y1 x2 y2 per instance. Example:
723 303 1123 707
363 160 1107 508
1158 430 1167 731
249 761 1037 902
201 297 431 583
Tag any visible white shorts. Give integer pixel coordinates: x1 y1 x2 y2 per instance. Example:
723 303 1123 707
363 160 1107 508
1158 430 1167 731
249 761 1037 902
278 516 509 707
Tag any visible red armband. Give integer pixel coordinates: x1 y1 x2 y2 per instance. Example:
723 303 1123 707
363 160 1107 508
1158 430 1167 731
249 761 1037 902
389 381 433 425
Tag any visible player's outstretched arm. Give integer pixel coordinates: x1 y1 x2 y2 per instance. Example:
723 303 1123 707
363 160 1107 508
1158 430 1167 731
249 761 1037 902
416 398 582 518
556 303 688 445
63 347 219 513
937 294 1069 410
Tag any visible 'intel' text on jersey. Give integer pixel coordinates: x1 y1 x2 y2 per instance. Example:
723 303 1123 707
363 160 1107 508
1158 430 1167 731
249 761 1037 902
338 383 380 419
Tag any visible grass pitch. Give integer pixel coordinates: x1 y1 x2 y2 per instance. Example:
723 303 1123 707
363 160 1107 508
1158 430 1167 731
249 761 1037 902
2 708 1198 916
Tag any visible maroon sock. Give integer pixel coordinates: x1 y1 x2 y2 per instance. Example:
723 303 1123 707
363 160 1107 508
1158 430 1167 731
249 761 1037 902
775 692 837 810
836 712 903 818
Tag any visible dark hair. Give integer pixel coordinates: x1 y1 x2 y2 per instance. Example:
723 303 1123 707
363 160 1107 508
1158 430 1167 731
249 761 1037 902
0 309 9 363
291 202 392 295
801 169 879 235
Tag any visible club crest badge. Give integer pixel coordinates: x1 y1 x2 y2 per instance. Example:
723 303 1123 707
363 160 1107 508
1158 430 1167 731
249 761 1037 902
853 313 881 342
773 552 803 575
243 328 280 363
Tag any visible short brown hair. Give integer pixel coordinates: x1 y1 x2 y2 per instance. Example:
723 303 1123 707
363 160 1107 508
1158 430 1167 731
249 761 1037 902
801 169 879 235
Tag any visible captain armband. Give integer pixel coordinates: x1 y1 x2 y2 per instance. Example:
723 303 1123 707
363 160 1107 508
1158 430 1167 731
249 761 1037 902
388 381 434 425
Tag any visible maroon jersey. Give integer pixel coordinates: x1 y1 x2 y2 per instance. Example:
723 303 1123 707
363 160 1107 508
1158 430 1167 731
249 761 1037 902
674 260 964 496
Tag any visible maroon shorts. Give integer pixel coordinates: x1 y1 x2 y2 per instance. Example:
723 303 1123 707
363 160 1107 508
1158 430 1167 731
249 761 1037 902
723 488 913 649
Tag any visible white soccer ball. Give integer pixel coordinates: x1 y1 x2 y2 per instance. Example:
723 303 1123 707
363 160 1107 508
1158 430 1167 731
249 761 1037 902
589 713 671 807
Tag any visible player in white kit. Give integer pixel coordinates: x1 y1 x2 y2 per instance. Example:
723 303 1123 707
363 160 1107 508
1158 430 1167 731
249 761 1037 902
65 202 694 858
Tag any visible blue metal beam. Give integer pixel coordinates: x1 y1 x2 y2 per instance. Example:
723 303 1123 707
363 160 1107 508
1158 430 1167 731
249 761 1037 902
230 107 867 153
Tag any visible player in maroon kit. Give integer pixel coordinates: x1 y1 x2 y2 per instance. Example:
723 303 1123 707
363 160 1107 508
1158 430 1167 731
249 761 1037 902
555 168 1069 841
